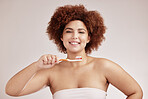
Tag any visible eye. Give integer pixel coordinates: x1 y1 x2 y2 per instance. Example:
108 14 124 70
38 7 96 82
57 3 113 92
65 31 72 33
79 31 85 34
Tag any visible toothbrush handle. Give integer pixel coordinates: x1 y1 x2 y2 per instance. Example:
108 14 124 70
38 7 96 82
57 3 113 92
59 59 68 61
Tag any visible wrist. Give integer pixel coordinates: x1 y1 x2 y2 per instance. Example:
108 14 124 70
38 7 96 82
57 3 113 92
32 61 42 71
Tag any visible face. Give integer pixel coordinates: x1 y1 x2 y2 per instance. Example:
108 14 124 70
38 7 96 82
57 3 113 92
61 20 90 53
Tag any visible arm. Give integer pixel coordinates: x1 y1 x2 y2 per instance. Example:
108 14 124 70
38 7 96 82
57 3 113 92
103 59 143 99
5 54 59 96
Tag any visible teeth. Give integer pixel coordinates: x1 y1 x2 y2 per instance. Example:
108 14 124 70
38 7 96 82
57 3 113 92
70 42 79 44
71 42 78 44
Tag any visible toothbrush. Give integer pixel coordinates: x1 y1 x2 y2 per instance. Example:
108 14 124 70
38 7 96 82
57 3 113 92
59 56 82 62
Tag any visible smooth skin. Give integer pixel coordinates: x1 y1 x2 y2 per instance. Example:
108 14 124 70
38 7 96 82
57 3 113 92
5 20 143 99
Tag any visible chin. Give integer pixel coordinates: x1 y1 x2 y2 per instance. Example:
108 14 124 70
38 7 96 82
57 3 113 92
68 50 80 53
67 49 84 54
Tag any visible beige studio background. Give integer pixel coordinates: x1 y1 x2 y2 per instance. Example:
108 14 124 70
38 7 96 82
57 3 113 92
0 0 148 99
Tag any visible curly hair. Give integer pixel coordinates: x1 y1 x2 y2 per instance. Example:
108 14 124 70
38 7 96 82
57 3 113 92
46 4 106 54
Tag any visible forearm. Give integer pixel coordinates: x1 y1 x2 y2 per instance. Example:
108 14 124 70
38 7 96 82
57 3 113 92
5 62 40 96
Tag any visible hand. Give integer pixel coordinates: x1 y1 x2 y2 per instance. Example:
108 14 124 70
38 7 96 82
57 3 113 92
36 54 59 69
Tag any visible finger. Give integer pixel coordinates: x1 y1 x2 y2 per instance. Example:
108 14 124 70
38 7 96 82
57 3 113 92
55 55 60 63
51 55 56 64
47 55 52 65
43 56 48 65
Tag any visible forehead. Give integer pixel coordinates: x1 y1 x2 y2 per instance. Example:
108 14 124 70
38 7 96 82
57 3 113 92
64 20 87 30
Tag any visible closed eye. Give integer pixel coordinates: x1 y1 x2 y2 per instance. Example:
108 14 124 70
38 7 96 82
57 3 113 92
79 32 85 34
66 31 72 33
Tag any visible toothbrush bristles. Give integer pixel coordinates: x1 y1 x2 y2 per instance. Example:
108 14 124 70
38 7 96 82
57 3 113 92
75 56 82 59
75 56 82 60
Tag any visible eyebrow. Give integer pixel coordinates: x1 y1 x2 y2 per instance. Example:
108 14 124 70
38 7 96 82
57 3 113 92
64 28 73 30
78 28 87 32
65 28 86 31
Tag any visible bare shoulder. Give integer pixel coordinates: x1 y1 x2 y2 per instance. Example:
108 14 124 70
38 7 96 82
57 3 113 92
93 57 120 69
36 63 61 79
93 57 127 78
44 63 64 76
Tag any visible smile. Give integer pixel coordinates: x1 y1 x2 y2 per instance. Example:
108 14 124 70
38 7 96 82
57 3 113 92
69 41 80 45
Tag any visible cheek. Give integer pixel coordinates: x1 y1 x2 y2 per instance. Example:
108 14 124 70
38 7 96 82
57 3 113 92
62 35 70 46
81 36 89 42
62 34 71 39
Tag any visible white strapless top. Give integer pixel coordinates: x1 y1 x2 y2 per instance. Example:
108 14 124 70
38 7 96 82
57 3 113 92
53 88 107 99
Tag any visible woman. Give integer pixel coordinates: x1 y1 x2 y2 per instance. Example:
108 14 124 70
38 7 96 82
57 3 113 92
5 5 143 99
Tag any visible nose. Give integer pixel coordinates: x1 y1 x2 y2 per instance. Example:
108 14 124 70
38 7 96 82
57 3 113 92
72 31 78 39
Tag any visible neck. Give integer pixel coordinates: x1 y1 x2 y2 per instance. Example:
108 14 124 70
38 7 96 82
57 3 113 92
66 50 89 67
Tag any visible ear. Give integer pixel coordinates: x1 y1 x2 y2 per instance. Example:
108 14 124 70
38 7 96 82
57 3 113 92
87 36 90 43
61 37 63 41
